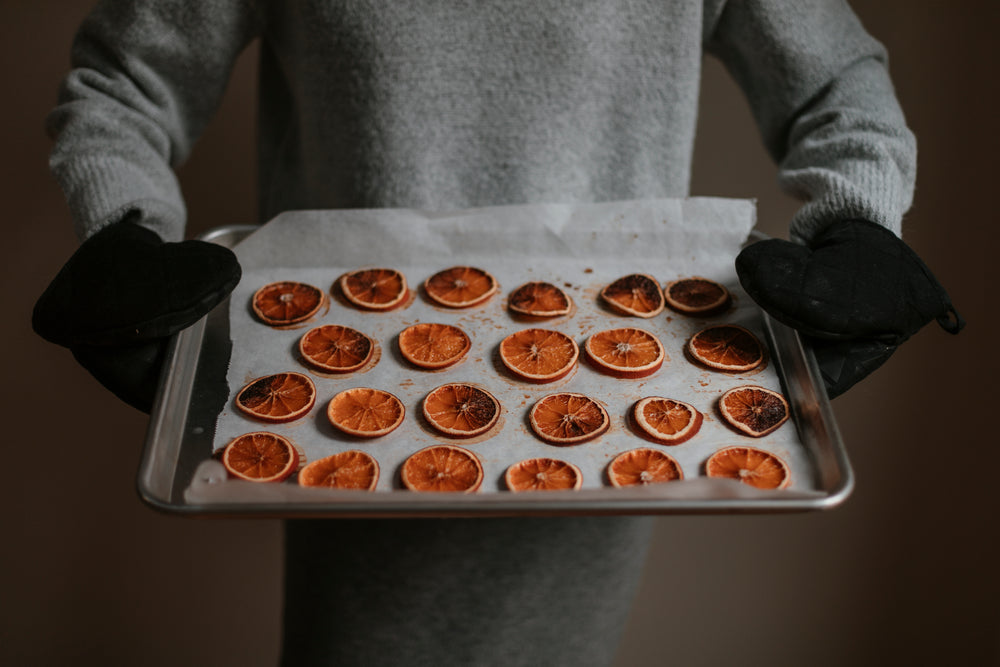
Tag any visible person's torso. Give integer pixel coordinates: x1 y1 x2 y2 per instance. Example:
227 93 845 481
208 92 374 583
256 0 708 218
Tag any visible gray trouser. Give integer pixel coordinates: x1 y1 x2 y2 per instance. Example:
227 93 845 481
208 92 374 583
281 517 653 666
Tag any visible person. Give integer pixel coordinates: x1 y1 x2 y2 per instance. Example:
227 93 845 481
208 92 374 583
33 1 963 665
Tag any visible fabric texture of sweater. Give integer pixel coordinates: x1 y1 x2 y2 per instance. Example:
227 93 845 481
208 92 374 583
48 0 914 245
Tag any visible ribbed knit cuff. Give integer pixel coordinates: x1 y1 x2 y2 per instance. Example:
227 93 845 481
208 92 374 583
51 154 187 242
783 163 909 245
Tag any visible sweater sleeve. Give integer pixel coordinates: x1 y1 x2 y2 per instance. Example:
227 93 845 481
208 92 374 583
704 0 916 243
46 0 262 242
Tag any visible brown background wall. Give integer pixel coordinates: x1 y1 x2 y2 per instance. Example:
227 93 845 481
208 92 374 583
2 2 994 665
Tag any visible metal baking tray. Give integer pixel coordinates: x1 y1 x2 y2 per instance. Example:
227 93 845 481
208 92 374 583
138 224 852 517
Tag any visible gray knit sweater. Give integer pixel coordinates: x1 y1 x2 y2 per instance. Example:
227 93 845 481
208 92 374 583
48 0 914 245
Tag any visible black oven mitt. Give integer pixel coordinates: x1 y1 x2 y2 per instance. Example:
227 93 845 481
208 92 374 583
735 219 964 398
32 214 242 412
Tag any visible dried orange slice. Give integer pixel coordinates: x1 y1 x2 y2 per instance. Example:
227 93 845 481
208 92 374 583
499 328 579 383
528 392 609 445
663 277 731 315
508 281 573 318
422 383 500 437
600 273 664 318
401 445 484 493
339 267 408 311
607 448 684 487
424 266 498 308
222 432 299 483
252 281 325 326
299 325 375 373
718 385 790 437
632 397 702 445
327 387 405 438
705 446 790 489
584 327 665 379
687 324 764 372
397 322 471 370
505 458 583 492
235 372 316 423
298 450 380 491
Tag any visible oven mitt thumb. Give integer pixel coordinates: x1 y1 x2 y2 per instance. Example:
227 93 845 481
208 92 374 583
735 219 964 398
32 216 242 412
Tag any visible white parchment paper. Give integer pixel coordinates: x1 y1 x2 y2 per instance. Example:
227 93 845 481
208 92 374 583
188 198 821 505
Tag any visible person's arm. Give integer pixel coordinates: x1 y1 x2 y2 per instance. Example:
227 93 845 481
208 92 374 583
47 0 262 242
704 0 915 243
703 0 962 396
35 0 261 410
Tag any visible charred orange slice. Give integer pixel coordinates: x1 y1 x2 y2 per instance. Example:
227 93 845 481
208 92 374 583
422 383 501 438
718 385 789 437
663 277 731 315
507 281 573 318
600 273 664 318
235 372 316 423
